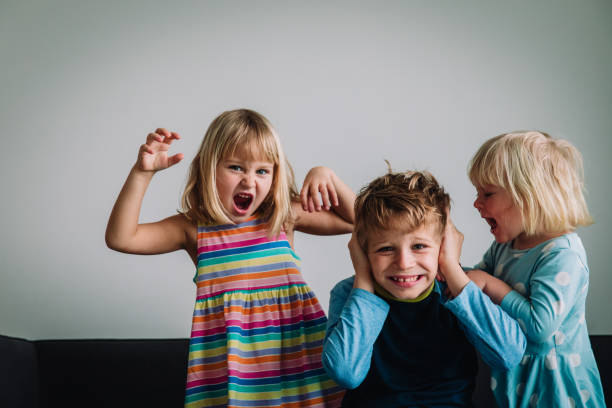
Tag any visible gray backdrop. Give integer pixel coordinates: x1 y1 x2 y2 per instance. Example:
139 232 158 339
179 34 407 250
1 0 610 339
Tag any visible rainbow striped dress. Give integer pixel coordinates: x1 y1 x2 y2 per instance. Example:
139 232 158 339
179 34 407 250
185 217 344 408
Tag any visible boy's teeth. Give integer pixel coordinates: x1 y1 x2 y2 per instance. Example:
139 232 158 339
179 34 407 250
392 276 419 282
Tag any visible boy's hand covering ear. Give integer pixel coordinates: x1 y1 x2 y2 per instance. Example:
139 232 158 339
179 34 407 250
349 232 375 293
438 214 471 297
437 214 464 280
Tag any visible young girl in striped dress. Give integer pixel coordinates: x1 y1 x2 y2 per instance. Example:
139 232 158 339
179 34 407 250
106 109 353 407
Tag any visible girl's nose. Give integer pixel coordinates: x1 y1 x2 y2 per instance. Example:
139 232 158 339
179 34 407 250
241 172 255 187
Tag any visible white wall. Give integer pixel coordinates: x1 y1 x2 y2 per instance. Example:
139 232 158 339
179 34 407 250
1 0 610 339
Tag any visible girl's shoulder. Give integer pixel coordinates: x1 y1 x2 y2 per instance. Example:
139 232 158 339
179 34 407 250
530 233 585 260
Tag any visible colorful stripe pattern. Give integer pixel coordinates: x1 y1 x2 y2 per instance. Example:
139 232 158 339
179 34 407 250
185 218 344 407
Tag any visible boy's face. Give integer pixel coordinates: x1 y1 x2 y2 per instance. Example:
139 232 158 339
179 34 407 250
366 220 442 300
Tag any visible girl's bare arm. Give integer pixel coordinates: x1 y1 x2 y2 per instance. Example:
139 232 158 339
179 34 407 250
105 129 192 256
293 166 355 235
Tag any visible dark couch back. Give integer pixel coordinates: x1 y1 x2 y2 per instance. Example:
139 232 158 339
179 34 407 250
0 335 39 408
1 334 610 407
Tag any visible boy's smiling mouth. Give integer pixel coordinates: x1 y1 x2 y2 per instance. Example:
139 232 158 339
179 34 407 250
389 275 423 287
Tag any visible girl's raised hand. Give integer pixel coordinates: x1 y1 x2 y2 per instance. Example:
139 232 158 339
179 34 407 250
137 128 184 172
300 166 340 212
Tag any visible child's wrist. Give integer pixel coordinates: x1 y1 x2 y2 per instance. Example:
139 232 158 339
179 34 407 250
440 263 469 297
131 165 156 181
132 164 155 176
354 274 374 293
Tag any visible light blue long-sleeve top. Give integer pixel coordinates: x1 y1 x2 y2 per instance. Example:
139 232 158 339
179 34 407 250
474 233 605 408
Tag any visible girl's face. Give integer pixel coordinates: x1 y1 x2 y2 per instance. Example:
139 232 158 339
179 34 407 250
215 144 275 223
473 185 525 245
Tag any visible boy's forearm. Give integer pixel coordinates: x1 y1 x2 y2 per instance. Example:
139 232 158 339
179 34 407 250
440 263 470 298
445 282 527 370
324 287 388 389
353 273 375 293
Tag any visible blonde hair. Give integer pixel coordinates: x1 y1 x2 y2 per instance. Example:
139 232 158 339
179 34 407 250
181 109 298 236
468 131 592 236
354 169 450 250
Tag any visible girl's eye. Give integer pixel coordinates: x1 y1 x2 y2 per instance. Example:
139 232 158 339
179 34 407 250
412 243 427 250
229 165 242 171
256 168 270 175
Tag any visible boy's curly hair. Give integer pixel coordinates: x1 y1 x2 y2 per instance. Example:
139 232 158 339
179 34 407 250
354 169 450 250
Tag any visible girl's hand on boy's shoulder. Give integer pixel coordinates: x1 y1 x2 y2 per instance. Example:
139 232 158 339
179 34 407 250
300 166 339 212
136 128 184 172
466 269 511 304
466 269 489 291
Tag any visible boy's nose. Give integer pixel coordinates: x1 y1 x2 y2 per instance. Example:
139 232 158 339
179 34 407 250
396 249 416 270
473 197 482 210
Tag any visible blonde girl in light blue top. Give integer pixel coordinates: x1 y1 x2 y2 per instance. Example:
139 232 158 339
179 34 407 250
466 131 605 408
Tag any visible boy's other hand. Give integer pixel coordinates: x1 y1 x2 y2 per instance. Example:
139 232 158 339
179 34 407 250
438 215 470 297
438 215 463 277
348 232 374 293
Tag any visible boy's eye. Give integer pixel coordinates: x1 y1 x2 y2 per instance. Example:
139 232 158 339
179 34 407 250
375 246 394 253
412 243 427 250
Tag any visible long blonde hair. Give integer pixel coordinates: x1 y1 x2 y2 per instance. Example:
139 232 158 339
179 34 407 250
181 109 298 236
468 131 592 235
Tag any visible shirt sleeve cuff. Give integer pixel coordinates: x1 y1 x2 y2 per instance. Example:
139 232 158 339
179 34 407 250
349 288 390 314
500 289 523 313
440 280 476 309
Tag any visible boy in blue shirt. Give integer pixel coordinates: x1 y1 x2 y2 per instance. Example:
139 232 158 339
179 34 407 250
322 170 526 407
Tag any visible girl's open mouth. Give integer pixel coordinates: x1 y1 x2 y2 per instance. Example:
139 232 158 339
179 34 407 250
486 217 498 233
234 193 253 212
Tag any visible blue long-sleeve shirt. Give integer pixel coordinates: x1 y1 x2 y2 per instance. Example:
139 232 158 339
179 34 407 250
322 278 526 406
474 233 605 407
